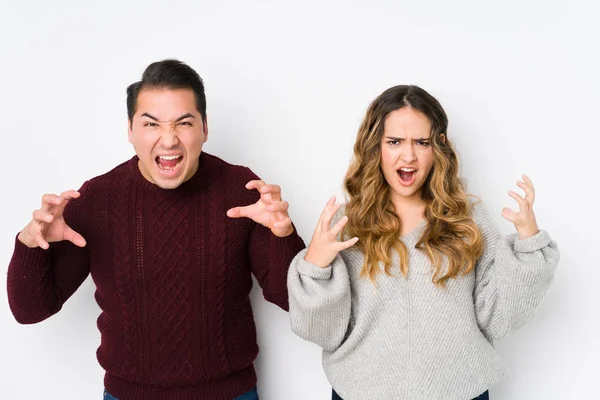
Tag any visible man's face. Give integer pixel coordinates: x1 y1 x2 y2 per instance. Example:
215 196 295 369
128 88 208 189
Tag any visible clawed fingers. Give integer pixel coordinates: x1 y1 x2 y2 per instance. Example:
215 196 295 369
33 209 54 224
317 197 336 223
502 175 539 238
259 184 282 201
518 174 535 204
41 191 80 212
329 215 349 239
41 194 61 211
245 180 266 191
319 197 340 232
58 190 80 203
522 174 534 191
267 201 289 213
507 190 528 211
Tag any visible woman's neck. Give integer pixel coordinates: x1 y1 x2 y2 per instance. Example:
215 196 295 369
391 193 426 236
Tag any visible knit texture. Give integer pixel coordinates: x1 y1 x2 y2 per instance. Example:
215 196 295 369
288 201 559 400
7 152 305 400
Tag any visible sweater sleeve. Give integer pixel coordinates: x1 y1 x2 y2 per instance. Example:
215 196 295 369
7 182 91 324
287 250 352 351
472 201 560 341
287 207 352 351
247 222 306 311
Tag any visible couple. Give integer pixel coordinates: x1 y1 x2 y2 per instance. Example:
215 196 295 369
7 59 559 400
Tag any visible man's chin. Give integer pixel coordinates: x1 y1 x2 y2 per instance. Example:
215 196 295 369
150 163 188 189
153 178 184 190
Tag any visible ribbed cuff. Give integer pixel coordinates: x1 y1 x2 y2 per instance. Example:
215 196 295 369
270 225 306 259
512 230 552 253
295 250 333 280
11 234 49 271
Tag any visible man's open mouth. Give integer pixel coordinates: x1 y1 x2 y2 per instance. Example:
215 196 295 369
156 155 183 173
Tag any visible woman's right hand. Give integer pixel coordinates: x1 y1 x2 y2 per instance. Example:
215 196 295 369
304 197 359 268
18 190 87 250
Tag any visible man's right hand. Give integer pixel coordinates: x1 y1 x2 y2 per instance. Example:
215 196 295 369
18 190 87 250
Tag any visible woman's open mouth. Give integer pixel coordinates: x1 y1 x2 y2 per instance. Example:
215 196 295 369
397 167 417 186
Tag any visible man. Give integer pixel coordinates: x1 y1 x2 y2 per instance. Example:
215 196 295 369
7 59 305 400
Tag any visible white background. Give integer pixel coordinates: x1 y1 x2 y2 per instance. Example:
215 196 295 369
1 0 598 399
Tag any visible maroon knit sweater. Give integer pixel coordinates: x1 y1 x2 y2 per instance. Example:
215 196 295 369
7 152 306 400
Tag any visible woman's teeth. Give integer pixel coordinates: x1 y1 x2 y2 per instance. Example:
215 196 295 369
398 168 416 182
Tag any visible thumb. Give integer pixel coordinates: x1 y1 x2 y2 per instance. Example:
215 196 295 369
227 205 251 219
63 226 87 247
501 207 518 223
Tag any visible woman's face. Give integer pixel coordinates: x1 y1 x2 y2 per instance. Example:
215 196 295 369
380 107 435 205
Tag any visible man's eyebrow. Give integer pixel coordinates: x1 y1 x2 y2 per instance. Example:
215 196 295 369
175 113 195 122
140 113 195 122
141 112 158 121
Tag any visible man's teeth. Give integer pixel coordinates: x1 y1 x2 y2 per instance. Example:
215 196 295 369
159 155 181 160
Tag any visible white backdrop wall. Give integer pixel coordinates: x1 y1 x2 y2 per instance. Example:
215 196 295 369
1 0 598 398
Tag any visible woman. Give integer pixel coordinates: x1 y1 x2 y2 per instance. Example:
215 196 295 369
287 85 559 400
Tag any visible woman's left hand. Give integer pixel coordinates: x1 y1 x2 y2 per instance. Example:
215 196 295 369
501 174 540 240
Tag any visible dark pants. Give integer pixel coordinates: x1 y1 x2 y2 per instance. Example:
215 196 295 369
332 388 489 400
104 386 259 400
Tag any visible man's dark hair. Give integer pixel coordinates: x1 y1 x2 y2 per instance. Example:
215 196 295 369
126 59 207 127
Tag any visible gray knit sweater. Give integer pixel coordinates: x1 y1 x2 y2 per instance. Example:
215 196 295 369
288 201 559 400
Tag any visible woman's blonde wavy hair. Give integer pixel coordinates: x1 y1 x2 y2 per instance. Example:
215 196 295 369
343 85 483 286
